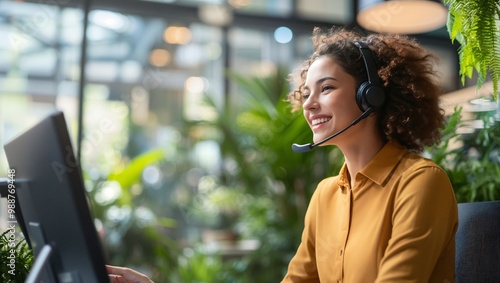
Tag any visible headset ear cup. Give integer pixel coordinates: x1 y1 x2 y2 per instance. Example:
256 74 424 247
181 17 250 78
356 82 386 112
354 41 386 113
366 85 385 110
356 81 371 112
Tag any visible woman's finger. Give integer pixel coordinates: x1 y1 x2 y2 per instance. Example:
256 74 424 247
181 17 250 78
106 265 154 283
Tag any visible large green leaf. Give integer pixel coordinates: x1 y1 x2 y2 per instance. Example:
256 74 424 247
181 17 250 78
107 148 165 205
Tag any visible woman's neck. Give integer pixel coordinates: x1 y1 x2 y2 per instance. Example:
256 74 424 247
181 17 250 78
338 130 385 187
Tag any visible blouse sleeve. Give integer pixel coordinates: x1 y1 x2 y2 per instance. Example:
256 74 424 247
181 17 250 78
281 186 322 283
376 165 458 282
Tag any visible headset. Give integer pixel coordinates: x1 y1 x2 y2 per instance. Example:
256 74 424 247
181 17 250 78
353 41 385 113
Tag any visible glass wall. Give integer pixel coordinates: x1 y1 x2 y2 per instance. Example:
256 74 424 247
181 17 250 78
0 2 83 168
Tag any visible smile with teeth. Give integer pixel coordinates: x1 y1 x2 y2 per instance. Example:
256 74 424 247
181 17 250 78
312 117 331 126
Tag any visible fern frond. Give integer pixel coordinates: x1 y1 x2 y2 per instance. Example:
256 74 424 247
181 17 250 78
445 0 500 100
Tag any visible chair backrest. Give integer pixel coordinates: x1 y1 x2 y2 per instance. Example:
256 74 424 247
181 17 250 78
455 200 500 283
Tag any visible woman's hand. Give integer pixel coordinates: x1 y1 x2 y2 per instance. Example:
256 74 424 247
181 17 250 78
107 265 154 283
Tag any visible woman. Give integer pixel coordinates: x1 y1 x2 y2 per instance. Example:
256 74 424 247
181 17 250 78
108 27 458 282
281 27 457 282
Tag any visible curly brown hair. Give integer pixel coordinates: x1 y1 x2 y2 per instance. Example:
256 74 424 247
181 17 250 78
287 27 445 152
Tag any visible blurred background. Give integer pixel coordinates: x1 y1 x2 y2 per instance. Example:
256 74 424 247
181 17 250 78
0 0 498 282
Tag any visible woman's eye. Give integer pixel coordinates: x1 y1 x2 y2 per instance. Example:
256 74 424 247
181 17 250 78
302 94 310 100
322 85 333 92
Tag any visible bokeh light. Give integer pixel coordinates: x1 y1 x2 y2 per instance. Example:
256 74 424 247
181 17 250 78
149 49 171 67
274 26 293 44
163 26 192 44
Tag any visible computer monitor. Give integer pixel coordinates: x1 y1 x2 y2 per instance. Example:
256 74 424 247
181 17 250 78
4 111 109 283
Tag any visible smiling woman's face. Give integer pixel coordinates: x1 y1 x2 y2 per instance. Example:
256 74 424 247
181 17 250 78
302 55 361 146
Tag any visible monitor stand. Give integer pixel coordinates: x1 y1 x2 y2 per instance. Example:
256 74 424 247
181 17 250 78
26 247 84 283
24 222 82 283
24 222 83 283
24 222 57 283
25 243 53 283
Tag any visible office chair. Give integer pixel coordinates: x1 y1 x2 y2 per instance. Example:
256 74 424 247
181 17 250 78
455 200 500 283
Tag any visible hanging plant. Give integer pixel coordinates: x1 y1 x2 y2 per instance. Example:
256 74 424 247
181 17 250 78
445 0 500 100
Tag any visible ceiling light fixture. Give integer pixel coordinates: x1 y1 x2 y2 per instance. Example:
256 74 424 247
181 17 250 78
357 0 448 34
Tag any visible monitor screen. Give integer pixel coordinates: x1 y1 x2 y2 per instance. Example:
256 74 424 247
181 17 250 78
4 111 109 283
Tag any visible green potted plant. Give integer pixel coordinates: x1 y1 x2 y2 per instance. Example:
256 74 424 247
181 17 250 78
427 105 500 202
0 229 33 282
175 244 228 283
188 181 244 245
442 0 500 204
87 148 180 283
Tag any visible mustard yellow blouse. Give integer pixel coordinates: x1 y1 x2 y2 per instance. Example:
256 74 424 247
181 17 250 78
282 140 458 283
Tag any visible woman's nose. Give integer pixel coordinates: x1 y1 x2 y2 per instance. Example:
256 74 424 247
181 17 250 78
303 95 318 111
